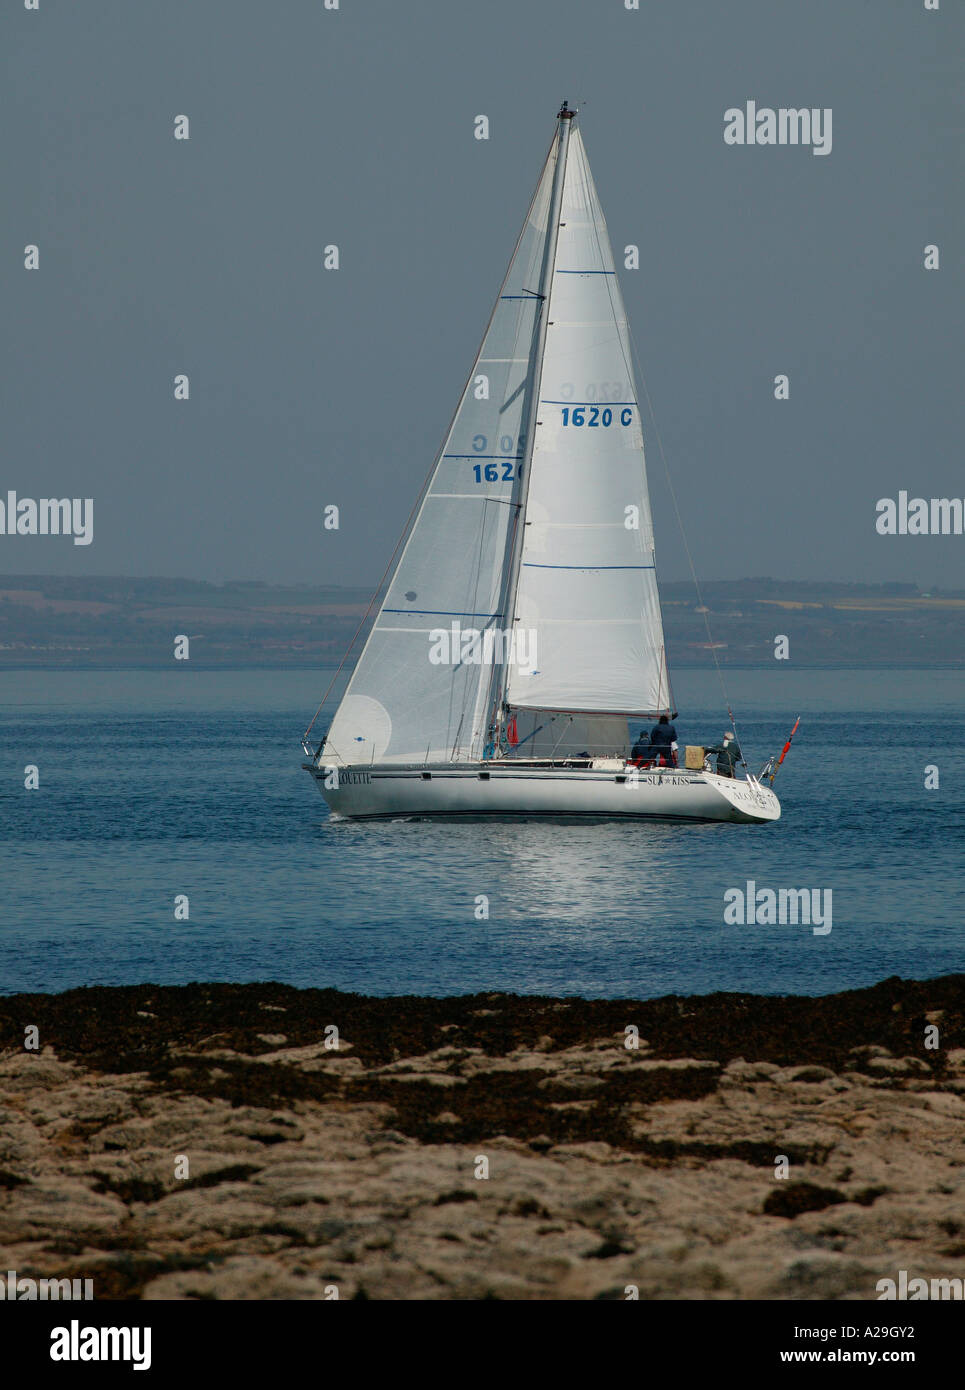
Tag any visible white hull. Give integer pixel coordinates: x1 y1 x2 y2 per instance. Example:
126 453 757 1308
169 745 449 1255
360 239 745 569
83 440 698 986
307 762 780 825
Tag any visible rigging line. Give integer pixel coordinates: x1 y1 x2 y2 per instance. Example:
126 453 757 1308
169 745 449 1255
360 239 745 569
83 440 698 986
478 140 563 753
628 331 744 757
549 713 573 759
581 145 740 753
303 135 557 748
486 124 568 749
486 501 523 742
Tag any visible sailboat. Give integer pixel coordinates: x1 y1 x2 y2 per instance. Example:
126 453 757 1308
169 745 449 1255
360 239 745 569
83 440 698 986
302 102 781 825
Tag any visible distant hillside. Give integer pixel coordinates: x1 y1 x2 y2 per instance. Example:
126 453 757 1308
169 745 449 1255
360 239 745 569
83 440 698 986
0 575 962 667
658 578 965 667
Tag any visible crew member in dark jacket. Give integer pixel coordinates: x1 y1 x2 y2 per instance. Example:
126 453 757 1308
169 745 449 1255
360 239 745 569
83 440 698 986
650 714 677 766
629 729 651 764
630 713 680 766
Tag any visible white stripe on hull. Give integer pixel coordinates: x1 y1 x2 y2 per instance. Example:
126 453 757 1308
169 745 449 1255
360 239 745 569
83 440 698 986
308 765 780 825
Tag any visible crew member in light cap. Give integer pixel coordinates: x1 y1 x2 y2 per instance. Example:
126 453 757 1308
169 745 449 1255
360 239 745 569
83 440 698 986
705 731 741 778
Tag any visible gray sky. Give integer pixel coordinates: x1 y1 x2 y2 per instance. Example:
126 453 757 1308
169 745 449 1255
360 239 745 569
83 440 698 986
2 0 962 588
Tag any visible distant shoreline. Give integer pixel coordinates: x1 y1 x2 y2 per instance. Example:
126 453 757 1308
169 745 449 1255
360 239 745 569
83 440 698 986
2 576 962 670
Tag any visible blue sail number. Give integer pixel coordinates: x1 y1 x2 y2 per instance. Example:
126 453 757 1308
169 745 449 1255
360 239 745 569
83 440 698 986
561 406 633 427
473 461 517 482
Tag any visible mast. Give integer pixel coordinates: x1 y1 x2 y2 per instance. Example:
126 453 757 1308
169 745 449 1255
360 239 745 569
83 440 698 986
484 100 575 753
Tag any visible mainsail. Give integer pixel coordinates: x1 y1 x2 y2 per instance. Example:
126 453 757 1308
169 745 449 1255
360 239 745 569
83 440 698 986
320 105 669 768
504 124 669 717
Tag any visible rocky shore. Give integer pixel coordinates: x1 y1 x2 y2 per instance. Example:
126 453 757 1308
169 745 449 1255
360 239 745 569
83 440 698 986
1 976 963 1300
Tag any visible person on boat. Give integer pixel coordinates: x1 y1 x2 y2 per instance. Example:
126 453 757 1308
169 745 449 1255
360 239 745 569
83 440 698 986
630 713 678 768
705 731 741 778
652 713 678 766
629 727 651 766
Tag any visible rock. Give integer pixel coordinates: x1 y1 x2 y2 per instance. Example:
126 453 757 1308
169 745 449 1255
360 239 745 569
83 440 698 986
866 1056 930 1078
763 1183 847 1218
0 976 962 1300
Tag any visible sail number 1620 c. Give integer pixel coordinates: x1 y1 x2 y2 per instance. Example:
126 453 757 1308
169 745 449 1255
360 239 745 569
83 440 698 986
561 407 634 427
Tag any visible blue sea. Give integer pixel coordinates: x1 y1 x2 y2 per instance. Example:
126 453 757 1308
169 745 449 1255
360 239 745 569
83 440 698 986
1 667 962 999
